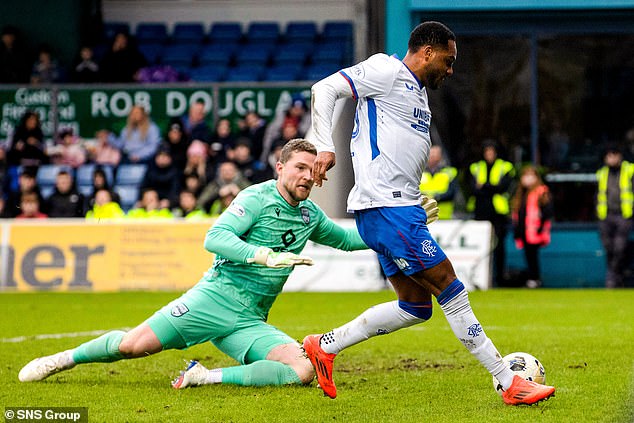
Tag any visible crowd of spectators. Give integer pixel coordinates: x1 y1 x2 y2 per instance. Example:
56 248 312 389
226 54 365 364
0 95 310 220
0 25 149 85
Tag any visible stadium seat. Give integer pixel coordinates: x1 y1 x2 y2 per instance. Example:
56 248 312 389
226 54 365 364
138 43 164 65
209 22 243 43
5 165 22 193
135 23 168 44
312 43 345 66
114 164 147 186
246 22 280 42
161 45 198 67
321 21 354 42
263 65 300 82
273 46 309 66
172 22 206 43
78 185 93 197
36 164 73 189
235 44 272 66
76 164 115 188
198 44 236 66
114 185 140 212
285 22 318 42
189 65 227 82
305 64 339 81
40 185 55 199
225 66 264 82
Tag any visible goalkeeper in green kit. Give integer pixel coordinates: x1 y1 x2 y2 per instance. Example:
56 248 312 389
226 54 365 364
18 138 439 389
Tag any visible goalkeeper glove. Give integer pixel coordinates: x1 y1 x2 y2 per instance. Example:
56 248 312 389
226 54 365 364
247 247 314 268
421 195 439 224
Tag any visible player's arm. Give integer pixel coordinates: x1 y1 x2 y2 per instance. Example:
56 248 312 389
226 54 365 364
205 190 313 268
308 211 368 251
310 72 353 186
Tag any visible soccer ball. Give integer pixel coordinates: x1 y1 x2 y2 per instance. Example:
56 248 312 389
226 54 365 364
493 352 546 396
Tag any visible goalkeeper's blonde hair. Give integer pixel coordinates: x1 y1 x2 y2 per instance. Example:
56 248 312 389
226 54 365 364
279 138 317 164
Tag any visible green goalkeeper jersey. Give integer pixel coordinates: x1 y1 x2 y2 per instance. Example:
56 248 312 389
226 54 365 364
202 180 367 319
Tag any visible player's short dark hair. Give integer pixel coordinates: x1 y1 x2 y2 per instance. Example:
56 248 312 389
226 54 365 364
408 21 456 53
279 138 317 164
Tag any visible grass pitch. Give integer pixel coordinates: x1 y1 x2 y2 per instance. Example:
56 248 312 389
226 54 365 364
1 289 633 422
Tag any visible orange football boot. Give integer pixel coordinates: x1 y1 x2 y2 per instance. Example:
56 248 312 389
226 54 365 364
303 334 337 399
502 375 555 405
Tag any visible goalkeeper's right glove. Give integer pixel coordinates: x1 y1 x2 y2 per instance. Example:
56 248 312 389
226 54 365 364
247 246 314 268
421 195 439 225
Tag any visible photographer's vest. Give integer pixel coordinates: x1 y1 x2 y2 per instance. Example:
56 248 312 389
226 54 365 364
596 161 634 220
419 166 458 219
468 159 514 215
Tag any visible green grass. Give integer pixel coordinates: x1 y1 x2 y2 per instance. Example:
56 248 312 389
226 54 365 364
1 290 633 422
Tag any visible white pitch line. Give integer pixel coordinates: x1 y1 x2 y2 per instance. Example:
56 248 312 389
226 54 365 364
1 328 131 343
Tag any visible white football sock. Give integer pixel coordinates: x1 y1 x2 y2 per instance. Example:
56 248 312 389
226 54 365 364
439 285 514 389
207 368 222 384
319 300 426 355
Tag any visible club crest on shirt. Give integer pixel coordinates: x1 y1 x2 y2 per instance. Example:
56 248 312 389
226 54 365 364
227 202 245 217
351 63 365 79
421 240 437 257
171 303 189 317
300 207 310 224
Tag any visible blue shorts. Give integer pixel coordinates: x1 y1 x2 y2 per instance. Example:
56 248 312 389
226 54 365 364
354 205 447 277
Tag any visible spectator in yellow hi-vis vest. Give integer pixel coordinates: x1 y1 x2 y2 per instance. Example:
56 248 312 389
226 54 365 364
419 145 457 220
126 188 173 219
85 188 125 220
596 145 634 288
468 141 515 286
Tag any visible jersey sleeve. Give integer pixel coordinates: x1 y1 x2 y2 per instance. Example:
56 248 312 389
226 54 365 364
308 207 368 251
339 53 399 100
203 188 262 263
310 53 399 153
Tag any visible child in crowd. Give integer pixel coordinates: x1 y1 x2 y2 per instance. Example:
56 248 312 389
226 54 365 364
16 192 47 219
85 188 125 220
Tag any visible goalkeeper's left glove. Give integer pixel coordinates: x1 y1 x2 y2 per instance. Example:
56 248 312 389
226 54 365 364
421 195 439 224
247 246 314 268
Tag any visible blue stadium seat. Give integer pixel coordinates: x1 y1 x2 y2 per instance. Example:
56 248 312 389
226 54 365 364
114 185 140 211
209 22 243 43
5 165 22 193
246 22 280 42
304 64 339 81
103 22 130 41
40 185 55 199
136 23 168 44
225 66 264 82
263 65 300 82
76 164 115 188
36 164 73 188
115 164 147 186
273 46 309 66
78 185 93 197
161 44 198 67
198 44 236 66
285 22 318 42
172 22 206 43
138 43 164 65
311 43 345 66
321 21 354 42
189 65 227 82
235 44 272 66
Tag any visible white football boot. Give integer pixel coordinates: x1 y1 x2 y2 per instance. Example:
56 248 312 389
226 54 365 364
172 360 211 389
18 350 76 382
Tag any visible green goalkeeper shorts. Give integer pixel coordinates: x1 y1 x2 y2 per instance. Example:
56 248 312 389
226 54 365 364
146 282 297 364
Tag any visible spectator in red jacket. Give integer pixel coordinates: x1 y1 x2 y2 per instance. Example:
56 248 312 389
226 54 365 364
511 165 553 288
